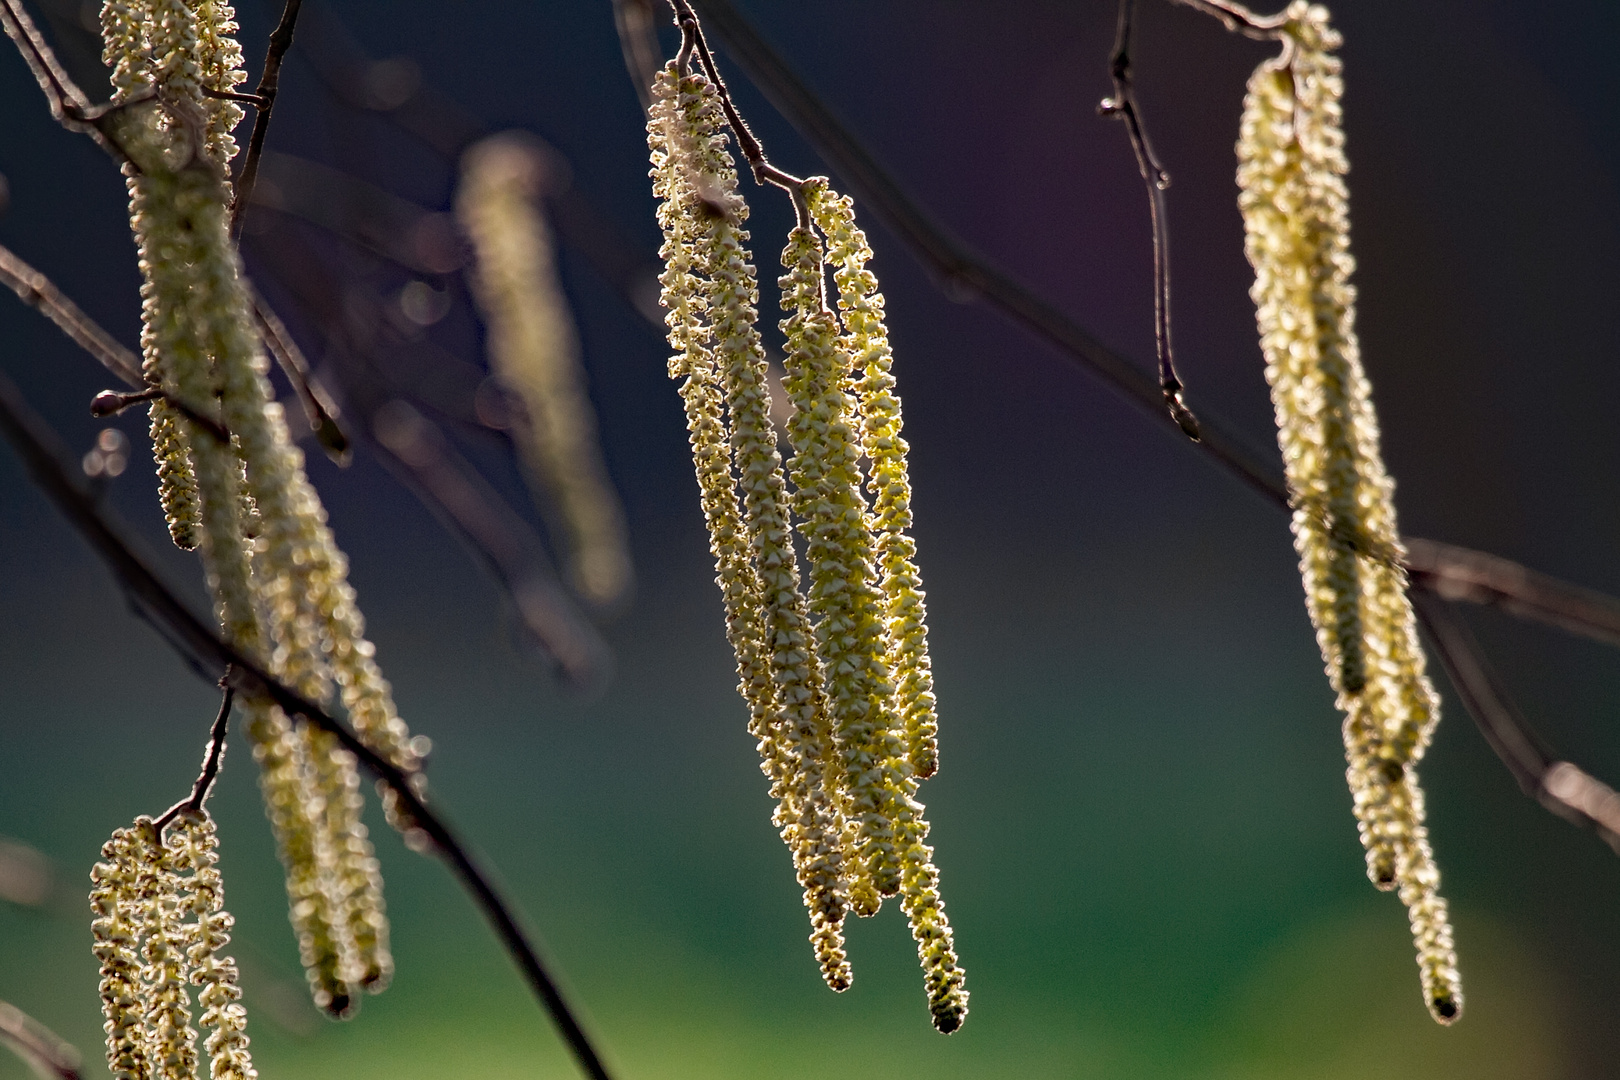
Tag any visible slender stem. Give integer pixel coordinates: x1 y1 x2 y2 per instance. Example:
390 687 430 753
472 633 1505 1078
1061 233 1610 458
229 0 304 239
668 0 808 210
154 680 236 831
1100 0 1199 440
0 0 126 160
249 287 352 464
0 369 615 1080
0 243 144 387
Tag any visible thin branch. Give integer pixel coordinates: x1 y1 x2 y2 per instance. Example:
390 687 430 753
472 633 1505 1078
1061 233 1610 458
1099 0 1200 440
154 680 236 831
0 367 614 1080
0 243 143 386
0 0 126 160
250 287 352 465
0 999 82 1080
1405 537 1620 651
1414 594 1620 856
229 0 303 239
0 242 234 442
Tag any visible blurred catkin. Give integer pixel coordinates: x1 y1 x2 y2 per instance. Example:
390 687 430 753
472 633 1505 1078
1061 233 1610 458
1236 1 1460 1024
458 133 634 610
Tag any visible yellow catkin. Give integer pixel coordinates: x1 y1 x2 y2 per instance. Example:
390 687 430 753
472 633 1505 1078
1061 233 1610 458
172 812 257 1080
649 66 854 990
1236 1 1460 1024
91 812 259 1080
779 226 967 1034
804 179 940 780
457 133 634 610
91 822 156 1080
100 0 411 1013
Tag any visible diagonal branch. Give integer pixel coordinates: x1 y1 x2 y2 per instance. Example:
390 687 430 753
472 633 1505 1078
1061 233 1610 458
0 368 615 1080
0 243 143 387
154 680 236 832
1414 594 1620 855
0 999 81 1080
229 0 303 238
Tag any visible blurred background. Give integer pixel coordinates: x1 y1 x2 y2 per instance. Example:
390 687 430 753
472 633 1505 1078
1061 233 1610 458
2 0 1619 1076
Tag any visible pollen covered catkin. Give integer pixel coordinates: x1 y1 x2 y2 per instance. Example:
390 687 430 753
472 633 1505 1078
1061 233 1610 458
90 811 258 1080
100 0 417 1017
649 66 854 992
1236 1 1460 1024
649 56 964 1030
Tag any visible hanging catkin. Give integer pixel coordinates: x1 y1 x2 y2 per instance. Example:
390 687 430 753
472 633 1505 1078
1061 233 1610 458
648 52 965 1031
99 0 421 1016
90 811 257 1080
1236 1 1460 1024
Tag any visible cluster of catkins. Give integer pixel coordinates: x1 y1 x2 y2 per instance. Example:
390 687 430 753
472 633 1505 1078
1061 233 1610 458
1236 2 1462 1023
647 62 966 1033
455 133 635 610
91 812 254 1080
99 0 424 1018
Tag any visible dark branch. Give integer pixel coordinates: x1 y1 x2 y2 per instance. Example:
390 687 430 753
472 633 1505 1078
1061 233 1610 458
1414 594 1620 855
249 288 352 465
229 0 303 239
154 680 236 831
0 0 127 160
0 243 143 387
667 0 808 207
1099 0 1199 440
0 999 81 1080
0 368 614 1080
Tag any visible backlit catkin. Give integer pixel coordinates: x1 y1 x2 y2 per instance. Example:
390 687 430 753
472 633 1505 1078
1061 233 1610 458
457 133 634 609
1236 1 1460 1024
649 58 964 1032
100 0 419 1016
90 811 257 1080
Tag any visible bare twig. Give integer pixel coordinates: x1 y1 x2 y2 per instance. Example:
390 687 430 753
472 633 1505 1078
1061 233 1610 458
1414 594 1620 855
0 367 615 1080
229 0 303 238
153 680 235 831
667 0 809 211
0 243 143 386
1099 0 1199 440
249 288 352 464
0 999 82 1080
0 0 127 160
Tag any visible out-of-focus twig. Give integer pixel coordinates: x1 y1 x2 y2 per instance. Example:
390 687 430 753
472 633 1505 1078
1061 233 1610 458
0 1000 81 1080
250 286 352 464
1415 594 1620 855
612 0 663 114
0 838 54 908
